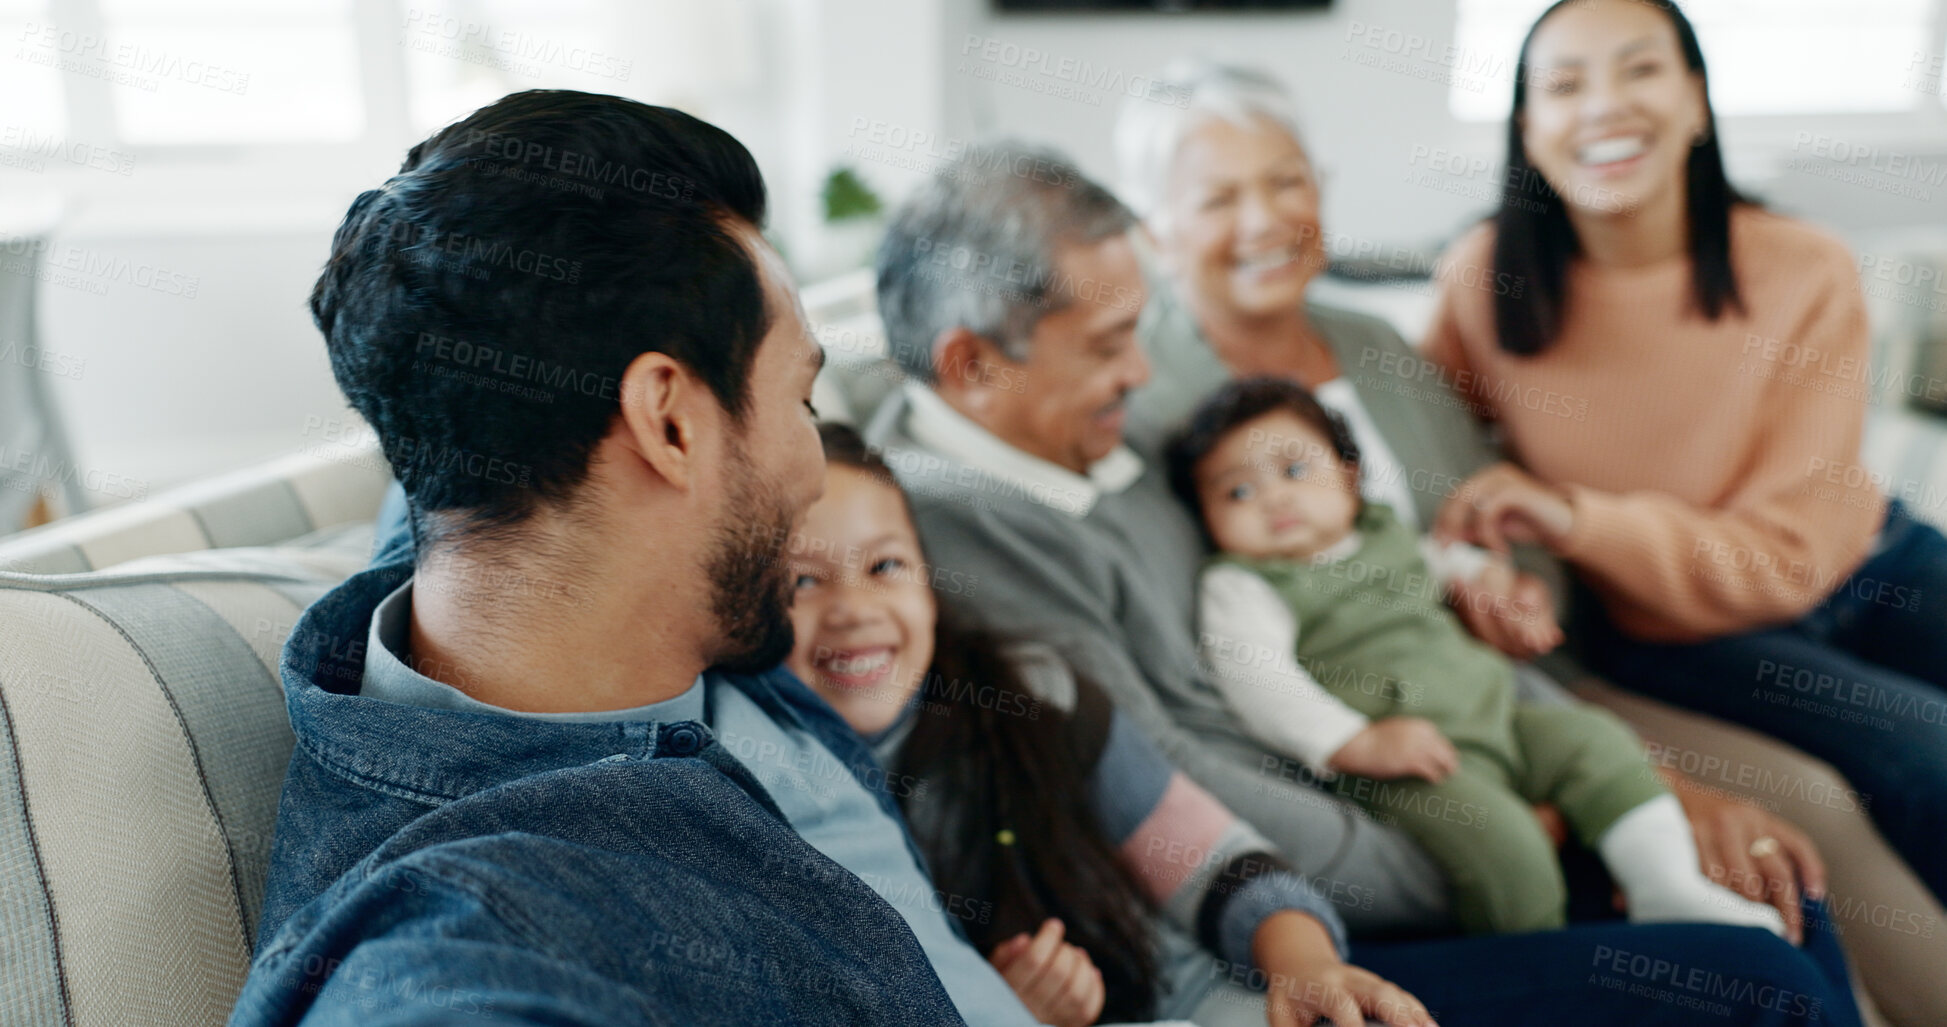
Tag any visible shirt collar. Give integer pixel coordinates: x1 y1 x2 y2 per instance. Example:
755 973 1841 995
900 382 1144 519
362 579 707 724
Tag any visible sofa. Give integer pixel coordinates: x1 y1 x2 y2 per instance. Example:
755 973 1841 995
0 265 1937 1024
0 442 387 1024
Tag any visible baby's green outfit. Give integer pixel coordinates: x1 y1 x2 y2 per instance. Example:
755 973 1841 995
1205 502 1666 933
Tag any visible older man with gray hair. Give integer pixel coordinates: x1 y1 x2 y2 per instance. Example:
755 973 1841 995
864 141 1456 935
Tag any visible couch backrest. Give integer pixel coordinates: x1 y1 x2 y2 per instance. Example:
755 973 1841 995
0 538 369 1026
0 441 391 576
0 435 388 1025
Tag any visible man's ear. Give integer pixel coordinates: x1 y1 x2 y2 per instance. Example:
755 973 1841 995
932 326 1000 403
618 351 703 493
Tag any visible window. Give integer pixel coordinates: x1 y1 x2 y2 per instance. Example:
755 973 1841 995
2 0 670 152
99 0 363 145
402 0 637 136
401 0 760 136
1 0 71 141
1450 0 1944 121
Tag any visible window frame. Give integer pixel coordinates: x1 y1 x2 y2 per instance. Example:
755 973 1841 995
19 0 415 184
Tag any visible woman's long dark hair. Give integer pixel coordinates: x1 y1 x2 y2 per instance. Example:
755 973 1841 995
818 423 1161 1023
1494 0 1747 356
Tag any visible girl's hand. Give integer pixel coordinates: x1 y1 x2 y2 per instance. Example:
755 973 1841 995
1254 912 1437 1027
1434 463 1575 555
988 918 1105 1027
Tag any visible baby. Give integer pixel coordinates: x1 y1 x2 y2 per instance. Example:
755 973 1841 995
1167 376 1784 937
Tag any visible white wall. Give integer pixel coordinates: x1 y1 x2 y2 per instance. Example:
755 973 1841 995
14 0 1947 514
35 205 352 500
930 0 1947 247
940 0 1487 249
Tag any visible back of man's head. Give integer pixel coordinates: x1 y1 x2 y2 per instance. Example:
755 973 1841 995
875 141 1133 383
312 89 770 551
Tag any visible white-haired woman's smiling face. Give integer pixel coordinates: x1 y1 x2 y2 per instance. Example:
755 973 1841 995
1155 115 1326 322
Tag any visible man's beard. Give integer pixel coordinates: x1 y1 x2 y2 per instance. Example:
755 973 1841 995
703 442 799 675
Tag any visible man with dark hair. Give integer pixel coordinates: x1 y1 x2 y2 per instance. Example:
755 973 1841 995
233 90 1032 1024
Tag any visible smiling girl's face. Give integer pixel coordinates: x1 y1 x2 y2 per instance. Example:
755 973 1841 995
1518 0 1708 224
786 465 938 735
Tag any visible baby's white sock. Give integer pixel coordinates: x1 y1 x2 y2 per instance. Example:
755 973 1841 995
1596 795 1786 936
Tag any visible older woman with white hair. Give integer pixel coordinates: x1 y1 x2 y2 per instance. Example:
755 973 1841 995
1116 60 1837 945
1117 63 1482 549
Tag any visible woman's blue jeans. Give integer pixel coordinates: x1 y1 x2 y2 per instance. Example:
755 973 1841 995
1576 498 1947 905
1356 900 1858 1026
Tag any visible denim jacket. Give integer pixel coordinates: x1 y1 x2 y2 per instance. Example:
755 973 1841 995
231 545 965 1025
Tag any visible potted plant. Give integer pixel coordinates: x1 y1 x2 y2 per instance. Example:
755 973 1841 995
812 166 886 280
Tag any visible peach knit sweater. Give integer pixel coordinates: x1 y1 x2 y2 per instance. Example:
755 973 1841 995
1424 207 1884 643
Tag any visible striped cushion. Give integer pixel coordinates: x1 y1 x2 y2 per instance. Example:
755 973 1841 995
0 538 369 1025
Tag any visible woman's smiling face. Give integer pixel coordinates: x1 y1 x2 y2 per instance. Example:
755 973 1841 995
1518 0 1708 222
1154 114 1326 321
785 465 938 736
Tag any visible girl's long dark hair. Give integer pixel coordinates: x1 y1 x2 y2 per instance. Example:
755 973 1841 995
902 616 1162 1024
1493 0 1747 356
818 423 1161 1023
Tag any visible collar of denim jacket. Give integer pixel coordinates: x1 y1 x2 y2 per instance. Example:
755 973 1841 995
279 556 693 806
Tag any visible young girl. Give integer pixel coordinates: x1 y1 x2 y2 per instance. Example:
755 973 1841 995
784 423 1429 1027
1167 377 1785 939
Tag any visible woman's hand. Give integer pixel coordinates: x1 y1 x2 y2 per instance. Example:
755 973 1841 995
1254 911 1437 1027
1660 768 1827 945
1328 718 1459 783
988 918 1104 1027
1434 463 1575 555
1448 559 1564 660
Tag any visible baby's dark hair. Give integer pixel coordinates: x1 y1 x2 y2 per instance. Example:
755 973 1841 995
1165 376 1362 515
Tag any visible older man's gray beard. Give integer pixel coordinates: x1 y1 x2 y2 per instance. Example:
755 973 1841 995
703 445 800 675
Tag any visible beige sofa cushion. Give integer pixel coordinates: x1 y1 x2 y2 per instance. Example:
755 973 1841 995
0 538 367 1025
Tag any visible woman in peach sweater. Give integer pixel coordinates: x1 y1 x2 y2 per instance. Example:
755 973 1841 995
1425 0 1947 909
